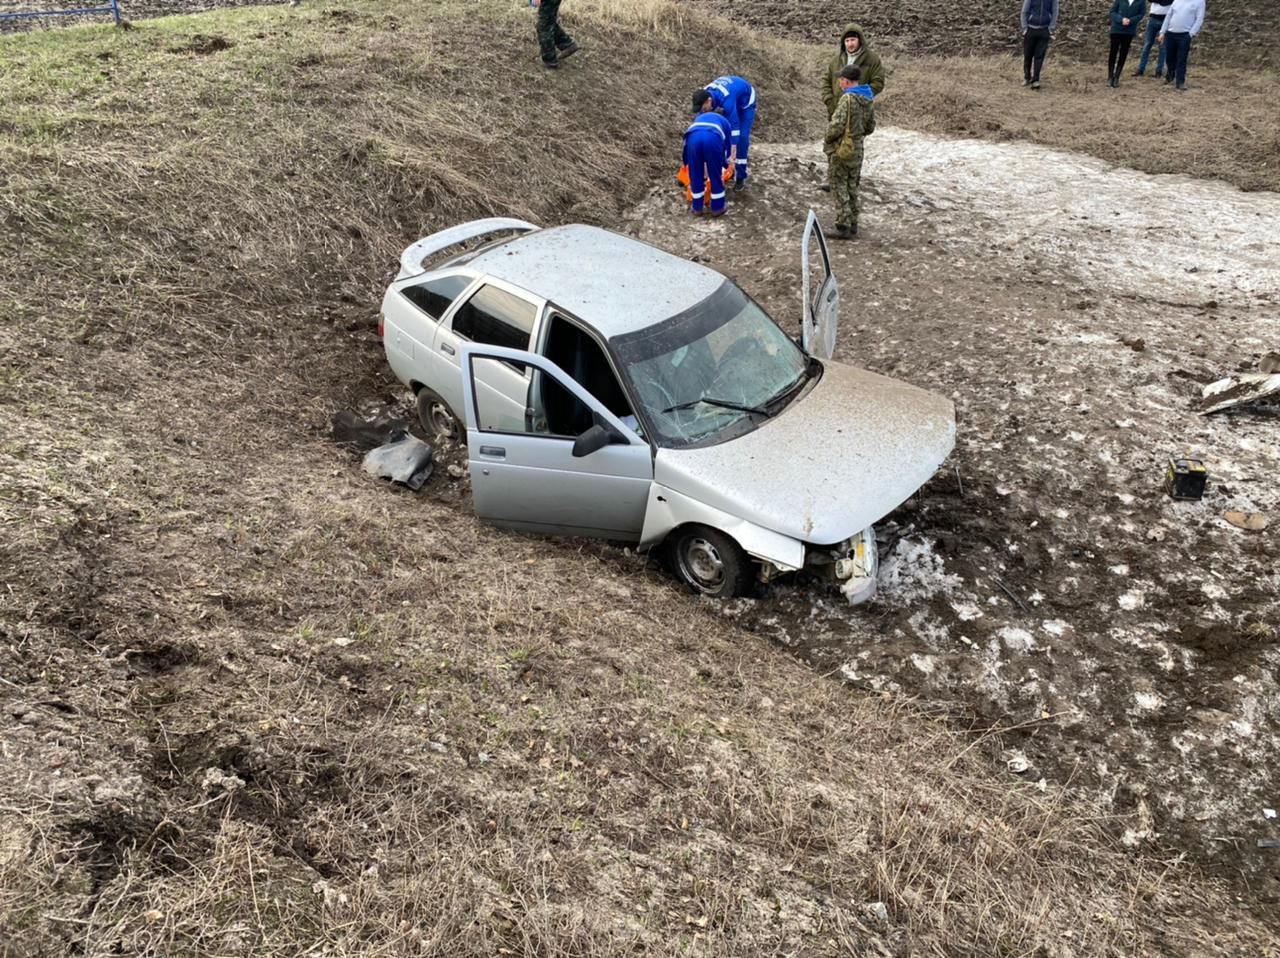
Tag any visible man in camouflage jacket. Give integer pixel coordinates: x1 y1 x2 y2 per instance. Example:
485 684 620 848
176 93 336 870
823 65 876 238
821 23 885 118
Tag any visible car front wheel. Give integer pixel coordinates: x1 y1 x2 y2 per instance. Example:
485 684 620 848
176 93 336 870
415 388 459 440
668 525 751 598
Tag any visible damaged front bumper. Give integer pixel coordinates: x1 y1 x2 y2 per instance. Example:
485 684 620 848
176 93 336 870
759 526 879 604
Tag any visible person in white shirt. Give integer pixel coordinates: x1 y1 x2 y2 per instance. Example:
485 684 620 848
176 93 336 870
1135 2 1173 77
1158 0 1206 89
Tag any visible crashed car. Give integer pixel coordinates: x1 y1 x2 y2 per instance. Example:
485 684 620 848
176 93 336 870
379 215 955 600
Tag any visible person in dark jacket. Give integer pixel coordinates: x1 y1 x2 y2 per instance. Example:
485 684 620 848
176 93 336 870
822 23 885 118
1021 0 1059 89
531 0 579 70
1107 0 1145 86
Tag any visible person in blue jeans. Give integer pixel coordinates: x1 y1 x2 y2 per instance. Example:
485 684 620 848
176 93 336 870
1135 2 1171 77
1158 0 1205 90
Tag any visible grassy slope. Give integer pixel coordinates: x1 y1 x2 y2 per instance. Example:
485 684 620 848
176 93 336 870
0 1 1275 955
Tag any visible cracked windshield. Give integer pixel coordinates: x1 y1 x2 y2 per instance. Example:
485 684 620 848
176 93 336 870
615 281 808 447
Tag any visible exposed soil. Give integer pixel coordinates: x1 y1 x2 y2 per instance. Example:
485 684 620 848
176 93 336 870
679 0 1279 68
623 134 1280 891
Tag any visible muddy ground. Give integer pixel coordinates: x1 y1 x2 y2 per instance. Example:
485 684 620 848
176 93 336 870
615 134 1280 890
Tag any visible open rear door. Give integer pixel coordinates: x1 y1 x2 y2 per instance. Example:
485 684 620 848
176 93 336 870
800 210 839 360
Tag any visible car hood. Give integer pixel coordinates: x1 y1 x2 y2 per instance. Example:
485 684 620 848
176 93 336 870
653 360 956 544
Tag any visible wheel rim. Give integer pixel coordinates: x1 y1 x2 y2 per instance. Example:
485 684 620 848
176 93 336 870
678 536 725 592
429 401 457 437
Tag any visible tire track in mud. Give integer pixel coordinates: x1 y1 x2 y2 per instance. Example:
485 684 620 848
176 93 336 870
623 131 1280 890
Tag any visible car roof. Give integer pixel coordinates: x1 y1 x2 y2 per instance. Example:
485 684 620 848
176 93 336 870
465 224 725 339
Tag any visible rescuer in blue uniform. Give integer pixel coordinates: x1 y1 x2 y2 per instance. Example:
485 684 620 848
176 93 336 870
703 74 756 189
683 90 732 215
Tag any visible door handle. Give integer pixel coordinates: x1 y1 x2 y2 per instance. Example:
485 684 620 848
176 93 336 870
479 445 506 459
441 342 456 356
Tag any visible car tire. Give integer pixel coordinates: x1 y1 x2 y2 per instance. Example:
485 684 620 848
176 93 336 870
415 387 459 440
668 524 752 598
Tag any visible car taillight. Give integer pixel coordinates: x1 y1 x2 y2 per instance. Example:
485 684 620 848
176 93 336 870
377 314 385 338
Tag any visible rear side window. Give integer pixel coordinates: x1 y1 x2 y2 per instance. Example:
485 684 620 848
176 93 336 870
402 274 472 320
450 284 537 351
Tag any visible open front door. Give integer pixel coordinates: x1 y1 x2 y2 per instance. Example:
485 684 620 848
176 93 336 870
459 343 653 540
800 210 839 361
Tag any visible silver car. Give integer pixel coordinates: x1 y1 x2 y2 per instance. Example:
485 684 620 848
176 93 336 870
379 216 955 599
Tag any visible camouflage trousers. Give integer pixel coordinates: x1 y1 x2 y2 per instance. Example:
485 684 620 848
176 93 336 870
536 0 573 63
828 144 865 230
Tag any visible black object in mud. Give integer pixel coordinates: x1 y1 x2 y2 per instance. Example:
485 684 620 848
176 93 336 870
1165 458 1207 500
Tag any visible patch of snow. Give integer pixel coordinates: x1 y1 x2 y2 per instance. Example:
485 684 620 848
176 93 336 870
849 131 1280 307
998 627 1037 652
1118 591 1145 611
1229 720 1255 738
876 537 961 606
1133 692 1164 712
1041 619 1068 637
1201 581 1228 600
908 611 950 646
910 653 937 675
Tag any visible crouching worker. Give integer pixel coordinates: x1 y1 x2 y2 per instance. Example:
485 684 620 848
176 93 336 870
684 90 732 215
823 65 876 239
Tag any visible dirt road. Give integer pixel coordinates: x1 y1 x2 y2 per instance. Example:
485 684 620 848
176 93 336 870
626 133 1280 886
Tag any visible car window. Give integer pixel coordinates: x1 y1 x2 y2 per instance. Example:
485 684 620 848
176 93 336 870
450 284 537 351
471 354 637 442
401 274 471 319
469 357 533 434
537 314 637 438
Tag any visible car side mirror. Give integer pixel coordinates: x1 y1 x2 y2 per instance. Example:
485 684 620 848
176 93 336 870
572 423 622 458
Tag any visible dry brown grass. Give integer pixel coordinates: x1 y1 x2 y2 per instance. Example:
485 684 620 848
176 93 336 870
881 55 1280 193
1 1 1277 955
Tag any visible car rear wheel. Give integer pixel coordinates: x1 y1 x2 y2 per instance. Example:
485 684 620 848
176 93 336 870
668 525 751 598
415 388 459 440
